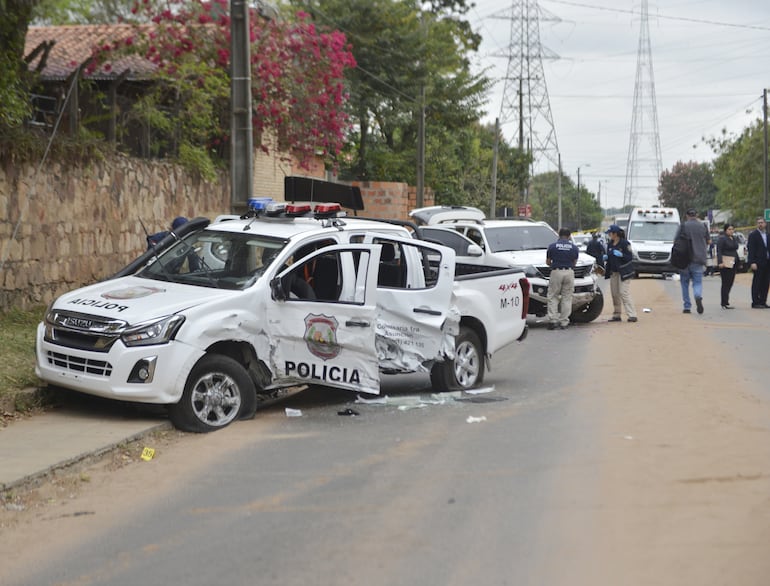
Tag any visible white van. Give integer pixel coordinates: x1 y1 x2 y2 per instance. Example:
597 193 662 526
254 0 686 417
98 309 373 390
626 206 681 275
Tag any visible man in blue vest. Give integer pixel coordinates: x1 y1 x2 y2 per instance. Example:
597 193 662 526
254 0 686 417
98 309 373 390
546 228 579 330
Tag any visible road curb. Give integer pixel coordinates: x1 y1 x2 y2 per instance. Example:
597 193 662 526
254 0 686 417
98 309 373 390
1 420 172 493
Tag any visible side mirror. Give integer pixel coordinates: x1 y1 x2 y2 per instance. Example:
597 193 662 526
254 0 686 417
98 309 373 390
467 244 483 257
270 277 287 301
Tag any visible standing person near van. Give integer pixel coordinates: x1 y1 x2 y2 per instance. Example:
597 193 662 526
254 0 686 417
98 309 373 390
586 232 605 269
716 223 739 309
679 208 710 314
605 224 637 322
747 216 770 308
545 228 579 330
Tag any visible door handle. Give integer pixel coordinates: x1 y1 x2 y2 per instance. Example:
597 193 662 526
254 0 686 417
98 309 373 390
413 308 441 315
345 320 370 327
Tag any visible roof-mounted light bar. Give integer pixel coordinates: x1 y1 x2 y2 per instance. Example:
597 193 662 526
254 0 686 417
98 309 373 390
314 203 343 218
248 197 273 211
242 201 346 221
285 203 313 217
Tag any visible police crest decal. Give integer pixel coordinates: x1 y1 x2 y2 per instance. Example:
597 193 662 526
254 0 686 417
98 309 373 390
304 314 341 360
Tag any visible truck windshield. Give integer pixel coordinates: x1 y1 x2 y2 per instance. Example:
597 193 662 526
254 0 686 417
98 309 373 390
137 230 287 290
628 222 679 241
485 225 558 252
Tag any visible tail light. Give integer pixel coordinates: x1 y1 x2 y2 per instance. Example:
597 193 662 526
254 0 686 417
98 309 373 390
519 277 530 319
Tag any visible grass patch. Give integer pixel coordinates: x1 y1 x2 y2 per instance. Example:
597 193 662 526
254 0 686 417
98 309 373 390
0 307 45 408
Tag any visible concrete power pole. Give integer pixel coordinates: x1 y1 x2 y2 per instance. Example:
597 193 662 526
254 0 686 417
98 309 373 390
230 0 253 211
623 0 662 209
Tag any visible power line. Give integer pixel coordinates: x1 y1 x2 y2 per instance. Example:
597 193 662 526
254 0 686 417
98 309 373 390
542 0 770 31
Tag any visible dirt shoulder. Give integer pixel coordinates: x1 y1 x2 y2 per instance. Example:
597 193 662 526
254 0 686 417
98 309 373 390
544 274 770 585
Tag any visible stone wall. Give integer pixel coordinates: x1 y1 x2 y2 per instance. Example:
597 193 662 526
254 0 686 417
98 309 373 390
0 155 433 312
0 154 231 311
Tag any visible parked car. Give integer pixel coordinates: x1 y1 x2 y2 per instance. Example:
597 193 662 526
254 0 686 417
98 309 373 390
571 232 593 253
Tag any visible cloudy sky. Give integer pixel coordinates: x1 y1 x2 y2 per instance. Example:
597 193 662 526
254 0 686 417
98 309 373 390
467 0 770 209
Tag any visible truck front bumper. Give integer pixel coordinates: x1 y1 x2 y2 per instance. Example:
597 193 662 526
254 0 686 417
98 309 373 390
35 323 204 404
527 277 598 312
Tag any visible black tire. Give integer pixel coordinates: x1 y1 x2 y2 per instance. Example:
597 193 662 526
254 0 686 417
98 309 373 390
570 287 604 323
169 354 256 433
430 326 485 392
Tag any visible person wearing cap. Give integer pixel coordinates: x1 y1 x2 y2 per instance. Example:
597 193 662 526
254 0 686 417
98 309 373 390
747 216 770 308
679 208 710 314
605 224 637 322
545 228 579 330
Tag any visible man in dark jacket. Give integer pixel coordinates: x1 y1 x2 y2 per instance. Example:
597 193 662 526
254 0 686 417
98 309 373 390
585 232 605 268
679 208 710 314
747 216 770 308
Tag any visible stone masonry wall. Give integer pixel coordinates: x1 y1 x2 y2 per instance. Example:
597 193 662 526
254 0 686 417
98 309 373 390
0 155 432 312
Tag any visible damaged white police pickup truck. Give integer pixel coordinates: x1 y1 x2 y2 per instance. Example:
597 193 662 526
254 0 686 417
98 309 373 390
36 201 529 433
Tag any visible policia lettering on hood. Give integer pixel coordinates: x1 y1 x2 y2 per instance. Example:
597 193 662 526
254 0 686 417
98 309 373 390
284 361 361 384
69 298 129 312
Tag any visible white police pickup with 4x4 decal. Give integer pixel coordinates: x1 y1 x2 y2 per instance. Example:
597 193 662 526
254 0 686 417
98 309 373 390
410 205 604 323
37 199 529 433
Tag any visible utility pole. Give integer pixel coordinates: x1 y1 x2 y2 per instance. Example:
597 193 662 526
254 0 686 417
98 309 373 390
491 118 500 218
762 89 767 209
417 85 425 208
230 0 253 211
557 153 562 229
577 167 581 231
576 164 590 231
597 181 601 218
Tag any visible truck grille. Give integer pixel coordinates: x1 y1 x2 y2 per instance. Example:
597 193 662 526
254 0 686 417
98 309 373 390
539 265 593 279
46 351 113 377
638 251 670 261
44 310 126 352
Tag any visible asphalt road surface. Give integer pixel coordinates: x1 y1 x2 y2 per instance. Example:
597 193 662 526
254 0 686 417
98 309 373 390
2 274 770 586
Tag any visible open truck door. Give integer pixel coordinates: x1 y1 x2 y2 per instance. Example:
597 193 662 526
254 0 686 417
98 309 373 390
360 234 457 372
267 244 381 394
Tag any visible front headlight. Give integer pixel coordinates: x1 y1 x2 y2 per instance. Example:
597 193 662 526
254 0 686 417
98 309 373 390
121 315 185 347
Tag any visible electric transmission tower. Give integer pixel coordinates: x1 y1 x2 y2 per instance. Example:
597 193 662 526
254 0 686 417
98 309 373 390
623 0 663 209
493 0 561 172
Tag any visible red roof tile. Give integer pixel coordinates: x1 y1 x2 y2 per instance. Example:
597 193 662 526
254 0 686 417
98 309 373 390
25 24 157 81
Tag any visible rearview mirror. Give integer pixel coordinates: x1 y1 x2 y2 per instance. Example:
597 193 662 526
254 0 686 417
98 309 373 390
466 244 483 257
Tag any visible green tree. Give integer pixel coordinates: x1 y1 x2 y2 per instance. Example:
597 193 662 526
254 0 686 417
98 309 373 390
0 0 36 129
706 120 765 225
658 160 717 219
88 0 356 176
296 0 499 202
529 171 602 230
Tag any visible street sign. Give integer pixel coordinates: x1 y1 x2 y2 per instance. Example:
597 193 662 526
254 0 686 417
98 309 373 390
765 209 770 222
